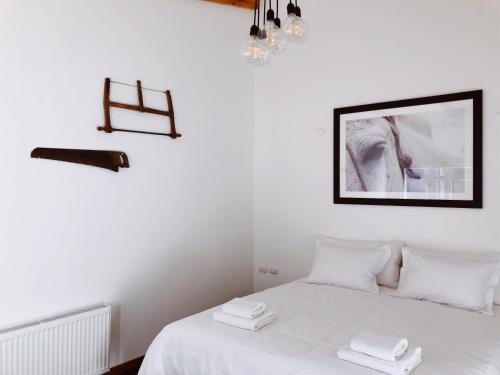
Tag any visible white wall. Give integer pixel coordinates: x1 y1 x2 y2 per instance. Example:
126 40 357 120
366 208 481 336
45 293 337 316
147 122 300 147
2 0 500 365
0 0 254 365
254 0 500 291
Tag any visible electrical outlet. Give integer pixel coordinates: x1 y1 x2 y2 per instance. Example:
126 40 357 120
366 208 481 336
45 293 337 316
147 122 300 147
269 268 279 275
258 266 269 274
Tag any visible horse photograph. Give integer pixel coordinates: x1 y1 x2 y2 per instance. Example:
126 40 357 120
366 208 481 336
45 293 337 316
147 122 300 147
334 91 482 208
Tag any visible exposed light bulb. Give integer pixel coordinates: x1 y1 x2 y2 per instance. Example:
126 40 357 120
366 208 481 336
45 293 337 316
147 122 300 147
283 3 310 44
283 15 310 43
241 26 272 67
264 20 288 55
258 29 267 41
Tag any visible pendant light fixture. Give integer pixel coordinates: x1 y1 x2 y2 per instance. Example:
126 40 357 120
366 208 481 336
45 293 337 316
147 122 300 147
283 0 310 44
240 0 272 66
258 0 268 40
263 0 288 55
241 0 309 66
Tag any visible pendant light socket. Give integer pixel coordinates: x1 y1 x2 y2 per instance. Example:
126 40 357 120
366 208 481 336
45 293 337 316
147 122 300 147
266 8 275 22
249 24 259 37
295 6 302 17
274 17 281 28
287 2 296 15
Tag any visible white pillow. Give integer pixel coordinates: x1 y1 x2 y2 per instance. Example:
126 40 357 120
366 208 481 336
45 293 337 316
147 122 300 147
305 237 391 293
440 252 500 305
396 247 500 314
315 236 406 288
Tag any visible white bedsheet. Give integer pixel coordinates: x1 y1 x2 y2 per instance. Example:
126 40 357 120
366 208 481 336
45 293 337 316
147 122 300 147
139 282 500 375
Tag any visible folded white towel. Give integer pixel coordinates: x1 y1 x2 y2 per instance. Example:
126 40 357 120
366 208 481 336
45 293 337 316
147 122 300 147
338 346 422 375
222 298 266 319
350 331 409 361
213 310 276 331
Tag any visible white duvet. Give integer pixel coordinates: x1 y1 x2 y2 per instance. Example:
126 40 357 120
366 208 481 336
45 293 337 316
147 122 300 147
139 282 500 375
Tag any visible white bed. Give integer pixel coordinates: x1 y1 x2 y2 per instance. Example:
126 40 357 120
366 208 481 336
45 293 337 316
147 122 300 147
139 282 500 375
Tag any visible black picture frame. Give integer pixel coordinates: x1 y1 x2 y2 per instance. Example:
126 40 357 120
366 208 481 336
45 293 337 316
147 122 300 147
334 90 483 209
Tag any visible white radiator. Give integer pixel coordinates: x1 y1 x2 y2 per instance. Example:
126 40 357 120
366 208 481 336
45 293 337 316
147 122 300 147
0 304 111 375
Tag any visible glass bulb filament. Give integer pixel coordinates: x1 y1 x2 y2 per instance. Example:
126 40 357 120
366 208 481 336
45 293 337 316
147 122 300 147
241 36 272 66
283 14 310 44
264 21 288 55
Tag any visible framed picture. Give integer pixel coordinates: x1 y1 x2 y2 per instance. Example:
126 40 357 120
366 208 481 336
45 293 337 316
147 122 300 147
334 90 482 208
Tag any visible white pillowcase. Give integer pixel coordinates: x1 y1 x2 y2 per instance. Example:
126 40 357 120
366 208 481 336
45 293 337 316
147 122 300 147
313 236 406 288
396 247 500 314
305 237 391 293
459 253 500 306
445 252 500 305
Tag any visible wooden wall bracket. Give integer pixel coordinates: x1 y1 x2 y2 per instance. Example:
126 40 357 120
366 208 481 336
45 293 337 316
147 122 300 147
31 148 130 172
97 78 181 139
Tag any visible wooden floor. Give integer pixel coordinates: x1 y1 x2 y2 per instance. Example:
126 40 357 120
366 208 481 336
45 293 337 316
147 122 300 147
106 356 143 375
117 370 139 375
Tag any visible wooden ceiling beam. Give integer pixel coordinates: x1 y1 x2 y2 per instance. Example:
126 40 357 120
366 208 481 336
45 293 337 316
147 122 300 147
204 0 256 10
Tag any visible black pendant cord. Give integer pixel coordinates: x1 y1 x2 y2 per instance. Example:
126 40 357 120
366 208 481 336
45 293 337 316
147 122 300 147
249 0 259 36
294 0 302 17
253 0 257 26
275 0 284 27
263 0 267 25
265 0 277 26
268 0 274 19
257 0 261 30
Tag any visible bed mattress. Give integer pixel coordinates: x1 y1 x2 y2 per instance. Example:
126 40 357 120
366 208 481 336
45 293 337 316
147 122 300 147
139 282 500 375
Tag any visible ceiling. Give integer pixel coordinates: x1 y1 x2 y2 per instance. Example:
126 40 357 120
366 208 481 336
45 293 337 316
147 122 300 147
205 0 255 10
